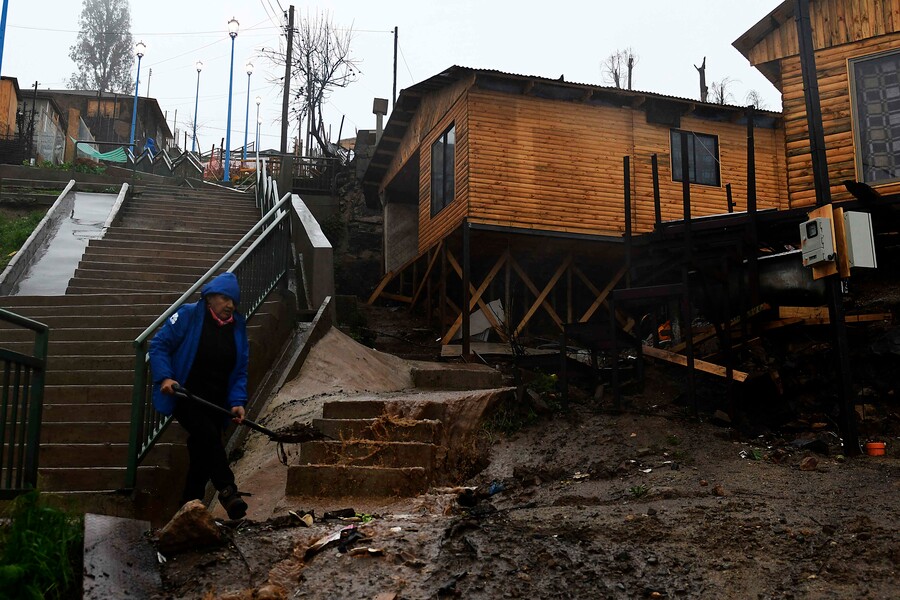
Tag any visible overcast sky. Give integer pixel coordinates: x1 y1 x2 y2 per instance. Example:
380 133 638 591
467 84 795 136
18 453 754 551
1 0 785 152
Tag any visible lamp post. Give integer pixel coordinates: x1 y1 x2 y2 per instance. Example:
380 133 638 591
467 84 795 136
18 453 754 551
243 61 253 162
191 61 202 153
255 96 261 163
128 40 146 153
224 17 239 182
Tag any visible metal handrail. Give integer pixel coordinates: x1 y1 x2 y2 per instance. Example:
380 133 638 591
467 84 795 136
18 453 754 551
125 188 293 490
0 308 48 499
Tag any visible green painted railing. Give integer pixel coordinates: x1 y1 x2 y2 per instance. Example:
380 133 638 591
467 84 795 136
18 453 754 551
125 167 291 490
0 308 48 499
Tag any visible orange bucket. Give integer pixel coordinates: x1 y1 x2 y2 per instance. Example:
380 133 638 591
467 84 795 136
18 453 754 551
864 442 886 456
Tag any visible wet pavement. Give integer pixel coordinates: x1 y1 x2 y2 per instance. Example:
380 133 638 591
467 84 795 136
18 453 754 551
14 192 117 295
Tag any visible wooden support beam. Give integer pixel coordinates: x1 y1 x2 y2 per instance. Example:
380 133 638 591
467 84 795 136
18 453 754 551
574 264 627 323
778 306 892 324
511 255 571 337
509 256 564 330
367 271 395 305
643 345 749 382
410 241 443 309
379 292 412 304
442 250 509 344
670 303 771 353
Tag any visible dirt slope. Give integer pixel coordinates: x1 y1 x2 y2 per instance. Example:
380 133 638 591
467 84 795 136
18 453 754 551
154 324 900 599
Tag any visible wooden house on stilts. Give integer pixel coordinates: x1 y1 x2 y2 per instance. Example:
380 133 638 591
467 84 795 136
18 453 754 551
362 66 787 349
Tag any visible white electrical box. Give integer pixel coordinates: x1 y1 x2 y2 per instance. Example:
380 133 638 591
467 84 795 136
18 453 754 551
843 211 877 269
800 217 835 267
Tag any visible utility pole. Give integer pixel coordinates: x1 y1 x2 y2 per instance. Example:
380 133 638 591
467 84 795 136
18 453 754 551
29 81 38 161
280 5 294 154
146 68 152 97
392 26 398 108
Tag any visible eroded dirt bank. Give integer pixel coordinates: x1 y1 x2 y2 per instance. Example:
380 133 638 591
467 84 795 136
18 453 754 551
154 327 900 600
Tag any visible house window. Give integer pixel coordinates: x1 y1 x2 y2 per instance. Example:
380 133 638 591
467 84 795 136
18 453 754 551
430 124 455 216
671 129 720 186
850 50 900 184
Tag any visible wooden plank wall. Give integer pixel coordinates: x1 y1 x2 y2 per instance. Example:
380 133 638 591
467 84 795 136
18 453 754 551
0 80 18 137
464 90 786 238
416 94 470 253
780 32 900 207
746 0 900 67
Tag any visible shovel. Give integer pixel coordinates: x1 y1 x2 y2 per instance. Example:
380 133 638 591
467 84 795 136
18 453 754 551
172 384 285 440
173 385 330 444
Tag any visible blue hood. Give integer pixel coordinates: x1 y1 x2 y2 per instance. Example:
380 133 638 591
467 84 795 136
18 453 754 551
202 272 240 306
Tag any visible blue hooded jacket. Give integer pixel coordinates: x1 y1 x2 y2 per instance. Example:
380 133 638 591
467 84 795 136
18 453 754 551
149 272 249 416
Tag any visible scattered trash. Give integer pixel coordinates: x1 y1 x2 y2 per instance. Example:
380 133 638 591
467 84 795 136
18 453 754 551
864 441 886 456
156 552 166 564
390 526 403 533
791 438 830 455
288 510 314 527
305 524 363 560
348 547 385 557
488 480 506 494
640 468 653 474
338 524 365 553
323 508 356 520
572 472 589 480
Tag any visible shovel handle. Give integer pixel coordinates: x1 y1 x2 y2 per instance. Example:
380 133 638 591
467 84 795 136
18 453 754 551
171 384 280 440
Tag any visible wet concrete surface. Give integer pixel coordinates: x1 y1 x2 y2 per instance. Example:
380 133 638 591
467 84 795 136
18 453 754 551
14 192 116 296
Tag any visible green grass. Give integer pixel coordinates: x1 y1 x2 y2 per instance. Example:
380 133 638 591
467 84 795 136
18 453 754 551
0 211 44 270
0 491 83 600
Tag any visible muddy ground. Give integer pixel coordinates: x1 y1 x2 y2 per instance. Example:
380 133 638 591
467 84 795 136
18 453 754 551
152 305 900 600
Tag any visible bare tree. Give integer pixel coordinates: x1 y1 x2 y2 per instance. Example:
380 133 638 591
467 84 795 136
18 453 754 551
745 90 767 110
68 0 134 92
601 48 638 89
710 77 735 105
262 10 359 156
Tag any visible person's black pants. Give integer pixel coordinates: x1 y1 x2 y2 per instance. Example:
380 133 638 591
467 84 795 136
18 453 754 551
172 399 235 504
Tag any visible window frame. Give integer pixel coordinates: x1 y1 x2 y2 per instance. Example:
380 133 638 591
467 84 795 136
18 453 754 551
430 123 456 217
849 48 900 185
670 129 721 187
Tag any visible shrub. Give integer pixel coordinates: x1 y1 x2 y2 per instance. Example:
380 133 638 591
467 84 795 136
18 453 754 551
0 491 83 600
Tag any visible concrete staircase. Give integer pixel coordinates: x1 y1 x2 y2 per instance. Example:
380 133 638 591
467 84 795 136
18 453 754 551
287 397 441 497
0 183 292 516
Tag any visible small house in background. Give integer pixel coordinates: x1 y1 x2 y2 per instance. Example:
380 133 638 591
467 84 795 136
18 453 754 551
43 89 174 159
0 76 20 137
362 66 785 344
18 92 67 165
734 0 900 204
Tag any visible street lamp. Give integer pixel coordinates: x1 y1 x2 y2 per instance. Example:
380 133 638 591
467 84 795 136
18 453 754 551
242 61 253 162
224 17 239 182
128 40 146 152
191 60 202 153
255 96 261 163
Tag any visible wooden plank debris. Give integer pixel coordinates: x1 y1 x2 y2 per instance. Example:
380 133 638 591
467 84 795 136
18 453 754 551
642 345 749 382
778 306 892 325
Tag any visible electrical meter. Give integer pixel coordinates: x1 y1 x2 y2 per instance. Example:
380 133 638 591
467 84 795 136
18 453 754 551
799 217 835 267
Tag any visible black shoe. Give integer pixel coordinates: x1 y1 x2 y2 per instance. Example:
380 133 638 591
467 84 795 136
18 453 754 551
218 485 249 520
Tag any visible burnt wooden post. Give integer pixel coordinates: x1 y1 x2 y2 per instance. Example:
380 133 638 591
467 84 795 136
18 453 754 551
746 107 760 307
679 133 697 413
440 244 447 335
651 153 661 226
461 220 471 359
624 156 632 286
795 0 860 455
726 183 734 213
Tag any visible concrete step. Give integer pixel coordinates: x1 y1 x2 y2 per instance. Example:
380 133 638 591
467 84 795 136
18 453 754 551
0 314 153 330
43 402 134 422
71 268 200 285
78 254 236 270
312 418 443 444
83 241 233 261
42 384 132 404
298 440 437 470
0 293 180 307
45 369 133 386
286 465 429 498
85 238 242 254
66 279 185 293
410 363 503 390
73 262 212 278
0 303 170 318
103 223 254 239
0 326 143 342
38 465 164 492
0 340 132 356
39 442 178 467
322 398 448 421
40 421 131 444
49 355 134 370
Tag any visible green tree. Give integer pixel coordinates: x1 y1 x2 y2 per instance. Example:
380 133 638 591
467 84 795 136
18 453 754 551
68 0 134 92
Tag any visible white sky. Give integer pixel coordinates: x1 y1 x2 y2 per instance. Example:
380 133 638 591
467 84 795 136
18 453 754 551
1 0 785 152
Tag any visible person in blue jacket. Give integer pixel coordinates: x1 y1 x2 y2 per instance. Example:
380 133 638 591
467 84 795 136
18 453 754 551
149 272 250 519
